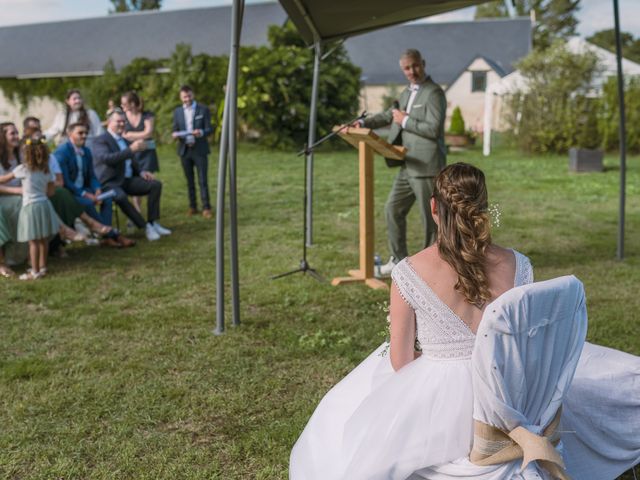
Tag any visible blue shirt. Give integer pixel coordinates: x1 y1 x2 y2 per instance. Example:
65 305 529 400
110 132 133 178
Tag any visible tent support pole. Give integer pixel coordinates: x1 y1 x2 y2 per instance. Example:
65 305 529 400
613 0 626 260
215 85 230 335
229 0 243 326
215 0 244 334
306 41 322 246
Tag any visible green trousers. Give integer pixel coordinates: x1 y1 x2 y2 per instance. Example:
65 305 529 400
384 168 437 261
49 187 84 227
0 194 27 265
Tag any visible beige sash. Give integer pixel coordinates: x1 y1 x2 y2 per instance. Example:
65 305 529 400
470 408 571 480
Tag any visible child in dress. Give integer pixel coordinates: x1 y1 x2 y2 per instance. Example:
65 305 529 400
0 134 60 280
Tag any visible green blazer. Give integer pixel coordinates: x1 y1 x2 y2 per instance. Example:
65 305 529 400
362 76 447 177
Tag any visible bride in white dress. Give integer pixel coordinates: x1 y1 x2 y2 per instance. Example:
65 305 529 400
289 163 639 480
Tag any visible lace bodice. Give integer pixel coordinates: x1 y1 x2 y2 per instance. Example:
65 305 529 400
391 249 533 360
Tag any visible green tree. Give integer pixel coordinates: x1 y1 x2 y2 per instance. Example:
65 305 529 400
587 29 640 64
474 1 509 19
474 0 580 49
507 40 601 153
109 0 162 13
238 21 361 149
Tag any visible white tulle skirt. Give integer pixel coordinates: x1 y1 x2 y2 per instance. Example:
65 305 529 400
290 343 640 480
290 344 475 480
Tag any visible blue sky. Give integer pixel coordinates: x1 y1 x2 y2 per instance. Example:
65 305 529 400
0 0 638 38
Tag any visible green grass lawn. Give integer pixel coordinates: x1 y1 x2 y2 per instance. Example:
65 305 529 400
1 144 638 479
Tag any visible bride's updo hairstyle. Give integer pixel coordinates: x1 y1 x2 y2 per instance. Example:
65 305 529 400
433 162 492 308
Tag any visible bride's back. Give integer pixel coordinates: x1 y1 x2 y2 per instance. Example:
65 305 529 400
406 162 516 334
408 244 516 334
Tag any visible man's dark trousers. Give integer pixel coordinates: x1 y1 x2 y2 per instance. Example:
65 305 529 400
112 177 162 228
180 148 210 211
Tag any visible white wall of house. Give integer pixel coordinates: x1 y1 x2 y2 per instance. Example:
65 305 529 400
358 85 397 115
445 57 502 133
0 92 61 132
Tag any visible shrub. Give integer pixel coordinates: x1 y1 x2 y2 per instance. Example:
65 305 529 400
599 75 640 153
576 98 601 150
506 40 601 154
448 106 465 135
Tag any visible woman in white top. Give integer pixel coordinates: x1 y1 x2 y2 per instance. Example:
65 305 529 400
44 89 104 149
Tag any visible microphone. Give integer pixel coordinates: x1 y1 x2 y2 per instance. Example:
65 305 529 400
392 100 400 110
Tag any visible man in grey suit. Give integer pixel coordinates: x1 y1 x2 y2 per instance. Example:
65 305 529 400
172 85 213 219
92 110 171 242
358 49 447 276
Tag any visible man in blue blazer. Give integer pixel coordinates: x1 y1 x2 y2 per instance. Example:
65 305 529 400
54 122 135 248
55 122 112 226
171 85 213 218
92 110 171 242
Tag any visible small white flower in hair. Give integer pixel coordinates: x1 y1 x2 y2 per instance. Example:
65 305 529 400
489 203 501 228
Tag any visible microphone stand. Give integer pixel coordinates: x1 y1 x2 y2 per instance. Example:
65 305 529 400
272 111 368 282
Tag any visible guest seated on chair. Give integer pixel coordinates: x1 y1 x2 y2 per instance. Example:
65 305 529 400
54 122 134 248
91 109 171 242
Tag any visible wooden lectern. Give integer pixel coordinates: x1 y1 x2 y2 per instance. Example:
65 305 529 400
331 127 406 290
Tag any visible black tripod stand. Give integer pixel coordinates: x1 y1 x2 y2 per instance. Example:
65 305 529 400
272 112 367 282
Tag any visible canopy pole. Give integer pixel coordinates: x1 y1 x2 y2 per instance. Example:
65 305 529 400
229 0 244 325
613 0 626 260
306 41 322 246
215 0 244 334
215 84 230 335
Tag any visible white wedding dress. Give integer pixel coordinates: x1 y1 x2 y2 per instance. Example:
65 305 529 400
289 250 640 480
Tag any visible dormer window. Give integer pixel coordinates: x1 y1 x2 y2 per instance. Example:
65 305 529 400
472 71 487 92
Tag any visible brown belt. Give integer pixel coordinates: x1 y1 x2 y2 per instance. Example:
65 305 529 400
470 408 571 480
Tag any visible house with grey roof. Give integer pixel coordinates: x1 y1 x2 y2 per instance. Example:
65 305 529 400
0 1 532 133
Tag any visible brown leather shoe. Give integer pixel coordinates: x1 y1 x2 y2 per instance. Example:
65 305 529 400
101 237 122 248
116 235 136 248
202 209 213 219
187 208 198 217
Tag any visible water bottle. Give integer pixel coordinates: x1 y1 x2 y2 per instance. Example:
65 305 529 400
374 254 382 277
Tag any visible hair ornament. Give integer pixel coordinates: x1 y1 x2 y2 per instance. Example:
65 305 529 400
25 139 32 145
488 203 501 228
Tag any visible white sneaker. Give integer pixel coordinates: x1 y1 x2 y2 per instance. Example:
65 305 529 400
84 237 100 247
145 223 161 241
74 218 91 237
152 222 172 236
376 256 398 278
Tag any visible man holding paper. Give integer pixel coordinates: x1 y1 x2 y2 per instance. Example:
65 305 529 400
172 85 213 218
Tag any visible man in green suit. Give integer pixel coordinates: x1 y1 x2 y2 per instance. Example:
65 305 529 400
359 49 447 276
